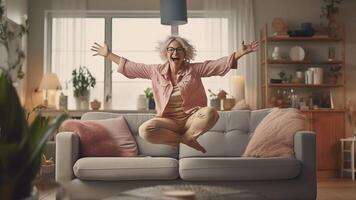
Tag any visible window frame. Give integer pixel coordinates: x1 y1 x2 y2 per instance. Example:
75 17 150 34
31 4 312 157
44 10 217 109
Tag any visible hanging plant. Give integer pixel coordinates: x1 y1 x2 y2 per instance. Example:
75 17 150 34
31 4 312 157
0 0 29 82
321 0 344 19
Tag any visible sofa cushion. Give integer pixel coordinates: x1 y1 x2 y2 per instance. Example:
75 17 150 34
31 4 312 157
59 117 138 157
179 157 301 181
243 108 305 158
81 112 179 158
180 110 270 158
73 157 179 180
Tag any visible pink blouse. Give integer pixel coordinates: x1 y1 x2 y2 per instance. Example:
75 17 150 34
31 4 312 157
117 53 237 116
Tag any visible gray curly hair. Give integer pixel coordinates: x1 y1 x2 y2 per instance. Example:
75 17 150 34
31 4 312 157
157 35 196 61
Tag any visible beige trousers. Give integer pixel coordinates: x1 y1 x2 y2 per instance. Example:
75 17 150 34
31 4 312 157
139 107 219 148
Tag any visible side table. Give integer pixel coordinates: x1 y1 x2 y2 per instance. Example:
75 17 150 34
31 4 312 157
340 137 356 180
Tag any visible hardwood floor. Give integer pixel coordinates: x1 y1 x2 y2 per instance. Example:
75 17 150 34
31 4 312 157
38 178 356 199
317 178 356 200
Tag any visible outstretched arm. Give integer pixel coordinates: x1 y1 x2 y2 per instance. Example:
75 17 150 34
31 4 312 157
91 42 153 79
192 40 259 77
91 42 121 65
232 40 259 68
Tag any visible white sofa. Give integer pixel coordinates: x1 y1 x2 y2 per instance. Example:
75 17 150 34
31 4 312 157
56 109 316 200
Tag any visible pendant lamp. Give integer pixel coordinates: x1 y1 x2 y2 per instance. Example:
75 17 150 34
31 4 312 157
160 0 187 25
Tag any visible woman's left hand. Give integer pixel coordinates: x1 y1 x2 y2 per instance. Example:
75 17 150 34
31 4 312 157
234 40 259 60
241 40 259 55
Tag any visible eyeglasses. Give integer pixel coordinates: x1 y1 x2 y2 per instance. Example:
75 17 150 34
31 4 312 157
167 47 184 53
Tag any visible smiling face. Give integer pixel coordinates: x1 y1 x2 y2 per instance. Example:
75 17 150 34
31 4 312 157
166 40 185 67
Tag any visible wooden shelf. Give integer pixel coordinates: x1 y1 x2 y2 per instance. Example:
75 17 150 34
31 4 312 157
260 23 346 176
268 83 343 88
301 109 345 113
266 59 343 65
266 36 342 42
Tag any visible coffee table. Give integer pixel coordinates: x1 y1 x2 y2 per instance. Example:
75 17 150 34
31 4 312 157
104 184 267 200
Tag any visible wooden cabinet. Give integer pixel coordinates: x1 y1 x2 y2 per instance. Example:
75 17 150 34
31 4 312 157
260 23 346 177
303 110 345 177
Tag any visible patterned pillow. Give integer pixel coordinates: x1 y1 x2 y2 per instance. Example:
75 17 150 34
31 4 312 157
243 108 305 157
59 117 138 157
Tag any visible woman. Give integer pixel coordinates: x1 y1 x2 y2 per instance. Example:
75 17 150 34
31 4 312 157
91 36 258 153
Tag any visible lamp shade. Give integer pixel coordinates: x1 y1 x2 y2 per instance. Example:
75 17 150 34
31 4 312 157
38 73 62 91
160 0 187 25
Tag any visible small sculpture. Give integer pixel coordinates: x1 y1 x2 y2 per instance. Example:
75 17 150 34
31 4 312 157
90 99 101 110
272 17 288 36
272 47 281 60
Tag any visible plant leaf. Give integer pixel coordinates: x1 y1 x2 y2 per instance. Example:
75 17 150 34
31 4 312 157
0 74 28 144
14 114 68 181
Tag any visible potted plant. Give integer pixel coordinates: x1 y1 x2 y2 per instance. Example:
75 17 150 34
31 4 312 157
329 65 341 84
144 87 155 110
321 0 343 19
278 70 287 83
321 0 344 38
72 66 96 109
0 74 68 200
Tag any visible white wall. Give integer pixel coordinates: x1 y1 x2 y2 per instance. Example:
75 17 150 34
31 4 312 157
6 0 27 24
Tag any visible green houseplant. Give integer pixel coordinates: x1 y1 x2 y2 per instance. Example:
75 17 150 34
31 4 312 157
321 0 344 38
144 87 155 110
0 74 68 199
321 0 344 19
72 66 96 109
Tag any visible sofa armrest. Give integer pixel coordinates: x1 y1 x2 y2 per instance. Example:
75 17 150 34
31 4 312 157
294 131 316 197
55 132 80 183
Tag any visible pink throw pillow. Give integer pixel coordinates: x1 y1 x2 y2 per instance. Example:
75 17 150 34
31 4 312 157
59 117 138 157
243 108 305 158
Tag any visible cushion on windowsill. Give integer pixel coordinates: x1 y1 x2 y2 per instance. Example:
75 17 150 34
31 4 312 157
59 116 138 157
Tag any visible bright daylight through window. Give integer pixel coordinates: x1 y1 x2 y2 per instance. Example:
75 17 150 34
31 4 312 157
49 15 228 110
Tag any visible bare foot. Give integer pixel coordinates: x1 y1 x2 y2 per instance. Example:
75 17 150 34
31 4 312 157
180 133 207 153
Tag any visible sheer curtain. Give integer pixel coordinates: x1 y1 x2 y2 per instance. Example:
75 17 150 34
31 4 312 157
50 0 99 109
204 0 258 109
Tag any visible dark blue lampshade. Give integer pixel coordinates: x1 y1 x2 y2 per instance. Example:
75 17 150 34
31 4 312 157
160 0 187 25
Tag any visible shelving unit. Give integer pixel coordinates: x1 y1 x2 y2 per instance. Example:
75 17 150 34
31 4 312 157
340 137 356 180
260 24 346 177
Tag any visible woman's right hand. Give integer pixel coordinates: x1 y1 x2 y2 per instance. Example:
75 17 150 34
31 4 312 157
91 42 110 57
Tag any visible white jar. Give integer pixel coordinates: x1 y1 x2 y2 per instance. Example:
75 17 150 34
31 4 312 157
305 70 314 85
296 70 304 83
272 47 281 60
59 92 68 110
310 67 323 85
136 94 148 110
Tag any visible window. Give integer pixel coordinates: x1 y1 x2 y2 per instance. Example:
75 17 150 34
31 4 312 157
47 12 229 110
50 17 105 109
179 18 229 96
111 18 170 109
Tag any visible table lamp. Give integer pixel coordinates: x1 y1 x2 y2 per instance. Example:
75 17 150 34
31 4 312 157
38 73 62 108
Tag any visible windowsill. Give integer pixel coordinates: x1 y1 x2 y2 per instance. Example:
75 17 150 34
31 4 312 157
38 109 156 118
